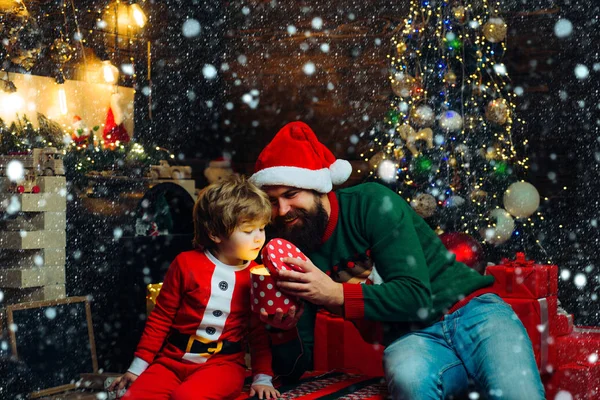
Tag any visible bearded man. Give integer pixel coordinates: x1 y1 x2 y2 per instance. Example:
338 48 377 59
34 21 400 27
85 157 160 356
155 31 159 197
250 121 545 400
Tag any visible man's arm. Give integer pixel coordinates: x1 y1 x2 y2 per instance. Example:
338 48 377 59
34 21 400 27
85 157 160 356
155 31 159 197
277 184 434 323
342 184 433 322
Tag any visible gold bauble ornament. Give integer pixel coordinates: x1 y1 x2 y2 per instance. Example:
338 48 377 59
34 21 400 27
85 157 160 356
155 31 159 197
449 157 457 167
483 17 508 43
444 71 457 85
485 98 510 125
396 42 407 55
391 72 415 98
452 6 466 23
411 193 438 218
50 38 75 65
410 105 435 127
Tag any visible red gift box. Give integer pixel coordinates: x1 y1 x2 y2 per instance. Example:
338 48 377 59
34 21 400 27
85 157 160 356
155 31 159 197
543 363 600 400
503 296 558 372
552 326 600 367
314 310 384 377
543 326 600 399
485 252 558 299
250 266 299 315
261 238 306 275
554 310 575 337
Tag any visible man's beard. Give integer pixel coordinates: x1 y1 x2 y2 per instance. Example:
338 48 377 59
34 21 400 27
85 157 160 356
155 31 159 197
269 197 329 254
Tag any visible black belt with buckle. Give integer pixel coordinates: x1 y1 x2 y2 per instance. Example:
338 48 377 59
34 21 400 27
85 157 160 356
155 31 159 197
167 329 243 355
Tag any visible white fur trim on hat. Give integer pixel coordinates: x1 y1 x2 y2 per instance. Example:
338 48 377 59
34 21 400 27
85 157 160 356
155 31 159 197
329 159 352 185
250 166 333 193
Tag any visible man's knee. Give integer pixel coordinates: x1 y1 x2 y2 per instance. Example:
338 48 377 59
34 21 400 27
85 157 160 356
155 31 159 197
385 361 440 399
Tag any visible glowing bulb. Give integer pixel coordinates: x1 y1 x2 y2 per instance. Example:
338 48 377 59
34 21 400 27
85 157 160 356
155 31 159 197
102 60 119 84
130 4 147 28
58 86 68 115
1 93 24 113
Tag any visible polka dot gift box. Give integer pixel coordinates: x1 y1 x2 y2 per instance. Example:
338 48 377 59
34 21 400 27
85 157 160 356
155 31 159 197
250 266 299 315
249 238 307 314
260 238 307 276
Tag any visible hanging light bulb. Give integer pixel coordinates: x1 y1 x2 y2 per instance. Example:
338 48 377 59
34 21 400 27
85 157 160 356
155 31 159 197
130 4 147 28
56 74 68 116
102 60 119 84
58 87 68 115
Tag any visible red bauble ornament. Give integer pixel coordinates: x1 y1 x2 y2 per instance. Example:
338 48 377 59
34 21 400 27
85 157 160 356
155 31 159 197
439 232 485 273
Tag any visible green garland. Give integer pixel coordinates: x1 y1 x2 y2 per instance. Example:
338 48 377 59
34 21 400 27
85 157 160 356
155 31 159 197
0 113 172 188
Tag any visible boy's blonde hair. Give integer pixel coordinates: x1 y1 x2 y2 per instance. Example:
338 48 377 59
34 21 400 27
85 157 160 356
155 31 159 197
193 174 271 250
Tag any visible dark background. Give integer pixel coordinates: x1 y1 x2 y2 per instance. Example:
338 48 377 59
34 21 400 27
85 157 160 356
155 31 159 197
16 0 600 372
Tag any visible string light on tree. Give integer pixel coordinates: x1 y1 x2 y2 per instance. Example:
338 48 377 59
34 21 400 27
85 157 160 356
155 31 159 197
364 0 548 262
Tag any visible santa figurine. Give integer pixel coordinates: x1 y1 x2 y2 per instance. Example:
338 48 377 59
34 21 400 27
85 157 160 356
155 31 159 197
72 115 91 145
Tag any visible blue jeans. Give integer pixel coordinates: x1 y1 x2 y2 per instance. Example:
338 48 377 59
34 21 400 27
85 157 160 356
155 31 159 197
383 294 545 399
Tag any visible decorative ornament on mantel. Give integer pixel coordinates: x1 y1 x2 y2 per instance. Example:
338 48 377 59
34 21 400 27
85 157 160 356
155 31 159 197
103 92 130 149
71 115 92 145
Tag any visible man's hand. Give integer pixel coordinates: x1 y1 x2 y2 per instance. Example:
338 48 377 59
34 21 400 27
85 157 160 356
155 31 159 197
107 372 137 397
276 257 344 308
259 304 304 330
250 384 281 399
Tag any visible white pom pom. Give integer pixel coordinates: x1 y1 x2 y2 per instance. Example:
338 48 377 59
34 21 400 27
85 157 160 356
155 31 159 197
329 159 352 185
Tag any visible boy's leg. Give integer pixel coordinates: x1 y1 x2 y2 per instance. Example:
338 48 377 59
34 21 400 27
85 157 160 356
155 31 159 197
451 293 546 400
123 361 181 399
171 360 247 400
383 322 470 400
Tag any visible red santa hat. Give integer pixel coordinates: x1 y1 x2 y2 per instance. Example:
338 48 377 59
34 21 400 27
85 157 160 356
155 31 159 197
250 121 352 193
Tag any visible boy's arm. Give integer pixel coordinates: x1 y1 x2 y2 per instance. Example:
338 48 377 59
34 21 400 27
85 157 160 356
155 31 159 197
128 258 184 375
248 311 274 380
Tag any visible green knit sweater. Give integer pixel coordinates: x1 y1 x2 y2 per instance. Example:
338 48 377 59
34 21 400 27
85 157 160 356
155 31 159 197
271 182 494 380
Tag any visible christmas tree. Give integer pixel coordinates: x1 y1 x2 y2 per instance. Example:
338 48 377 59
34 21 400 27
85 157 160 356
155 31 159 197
365 0 546 266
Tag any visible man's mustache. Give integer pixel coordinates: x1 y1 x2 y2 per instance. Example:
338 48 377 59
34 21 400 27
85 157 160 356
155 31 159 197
274 209 308 225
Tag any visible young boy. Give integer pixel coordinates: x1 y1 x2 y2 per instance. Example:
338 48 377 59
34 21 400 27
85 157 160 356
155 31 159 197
109 175 280 400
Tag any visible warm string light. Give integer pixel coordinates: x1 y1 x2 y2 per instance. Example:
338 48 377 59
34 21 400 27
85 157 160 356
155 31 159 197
371 0 548 257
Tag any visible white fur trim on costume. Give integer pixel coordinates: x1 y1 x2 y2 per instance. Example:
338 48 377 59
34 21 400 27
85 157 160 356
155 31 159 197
329 159 352 185
127 356 149 376
252 374 274 386
250 166 332 193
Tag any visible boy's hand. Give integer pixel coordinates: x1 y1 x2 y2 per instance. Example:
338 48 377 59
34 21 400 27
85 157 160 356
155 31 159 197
250 383 281 399
259 303 304 330
107 372 138 397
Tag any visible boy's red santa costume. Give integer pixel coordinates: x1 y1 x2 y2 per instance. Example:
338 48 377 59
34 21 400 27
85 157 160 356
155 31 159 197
124 250 272 399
